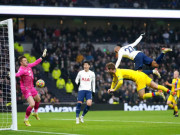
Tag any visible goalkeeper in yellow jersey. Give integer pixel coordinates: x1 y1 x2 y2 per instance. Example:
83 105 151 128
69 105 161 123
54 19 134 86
106 62 172 101
165 71 180 117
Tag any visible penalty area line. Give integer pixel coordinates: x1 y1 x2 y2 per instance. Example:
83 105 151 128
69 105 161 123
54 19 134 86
17 130 82 135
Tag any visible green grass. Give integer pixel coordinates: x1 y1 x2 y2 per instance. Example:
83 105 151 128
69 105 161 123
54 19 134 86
1 110 180 135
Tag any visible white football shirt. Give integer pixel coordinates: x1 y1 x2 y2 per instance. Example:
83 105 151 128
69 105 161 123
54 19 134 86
75 70 95 92
115 35 143 68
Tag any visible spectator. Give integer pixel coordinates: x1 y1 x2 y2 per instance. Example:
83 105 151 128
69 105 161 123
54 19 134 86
109 95 119 104
23 52 31 62
123 90 130 103
76 52 84 63
101 89 109 103
16 43 24 55
52 67 61 80
162 31 170 44
28 55 36 63
42 60 50 76
65 79 74 94
56 77 65 89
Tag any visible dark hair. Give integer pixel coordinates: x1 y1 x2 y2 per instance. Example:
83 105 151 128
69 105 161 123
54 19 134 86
83 61 90 66
106 62 115 70
18 56 26 63
117 42 122 47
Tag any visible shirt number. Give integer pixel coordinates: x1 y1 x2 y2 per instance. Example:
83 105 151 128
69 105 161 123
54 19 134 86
124 46 134 53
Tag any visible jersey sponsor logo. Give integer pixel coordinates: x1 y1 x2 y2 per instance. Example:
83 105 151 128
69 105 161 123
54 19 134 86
28 70 32 76
82 78 90 81
124 103 168 111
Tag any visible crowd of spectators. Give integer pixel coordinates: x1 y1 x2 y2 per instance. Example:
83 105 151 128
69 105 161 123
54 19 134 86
99 0 180 9
0 0 180 9
19 21 180 105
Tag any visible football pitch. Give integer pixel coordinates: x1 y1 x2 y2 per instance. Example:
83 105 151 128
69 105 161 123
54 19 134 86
1 110 180 135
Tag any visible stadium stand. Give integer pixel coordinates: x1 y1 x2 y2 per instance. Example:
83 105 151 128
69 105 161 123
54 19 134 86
0 0 179 9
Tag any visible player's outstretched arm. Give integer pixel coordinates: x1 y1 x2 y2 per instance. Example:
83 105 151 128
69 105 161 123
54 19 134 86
175 88 180 91
130 33 145 47
113 79 123 91
115 52 123 69
165 81 172 87
108 78 123 94
108 89 115 94
110 77 117 89
29 49 47 67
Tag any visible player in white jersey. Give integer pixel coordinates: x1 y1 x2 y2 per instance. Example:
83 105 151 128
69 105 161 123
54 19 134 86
114 33 172 78
75 61 95 124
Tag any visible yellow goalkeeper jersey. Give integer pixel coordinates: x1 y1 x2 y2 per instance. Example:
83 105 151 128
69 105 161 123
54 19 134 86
111 69 152 91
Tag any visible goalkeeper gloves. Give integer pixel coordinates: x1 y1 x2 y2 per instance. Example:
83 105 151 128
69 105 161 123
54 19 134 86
41 49 47 59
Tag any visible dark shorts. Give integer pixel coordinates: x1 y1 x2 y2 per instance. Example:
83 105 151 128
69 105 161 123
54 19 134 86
134 52 153 70
77 90 92 102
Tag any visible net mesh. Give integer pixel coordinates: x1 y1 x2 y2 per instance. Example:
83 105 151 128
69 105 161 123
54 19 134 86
0 21 12 129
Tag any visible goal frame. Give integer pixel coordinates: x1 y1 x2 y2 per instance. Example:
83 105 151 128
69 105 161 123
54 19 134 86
0 19 17 130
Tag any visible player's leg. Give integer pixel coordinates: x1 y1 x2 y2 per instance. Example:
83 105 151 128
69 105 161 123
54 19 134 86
137 77 165 100
153 48 172 66
80 99 92 123
136 77 147 99
25 96 35 126
80 91 92 123
82 99 92 117
143 69 161 78
33 94 41 113
167 96 175 115
32 90 41 120
137 77 153 99
137 88 145 99
167 96 174 109
151 61 159 68
134 52 144 70
134 52 160 78
167 101 174 109
76 91 84 124
142 53 161 77
149 81 171 94
172 99 179 117
138 88 162 100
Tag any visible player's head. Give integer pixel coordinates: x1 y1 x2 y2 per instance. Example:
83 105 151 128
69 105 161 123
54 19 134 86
114 46 121 54
18 56 28 67
106 62 116 74
83 61 90 72
174 70 179 79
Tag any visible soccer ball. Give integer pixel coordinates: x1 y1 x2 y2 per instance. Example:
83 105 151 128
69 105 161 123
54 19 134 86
36 79 45 88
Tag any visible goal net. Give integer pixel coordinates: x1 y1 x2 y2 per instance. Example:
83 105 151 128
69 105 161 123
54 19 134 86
0 19 17 130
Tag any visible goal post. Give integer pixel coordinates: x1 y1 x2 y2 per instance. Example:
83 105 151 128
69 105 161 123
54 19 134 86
0 19 17 130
